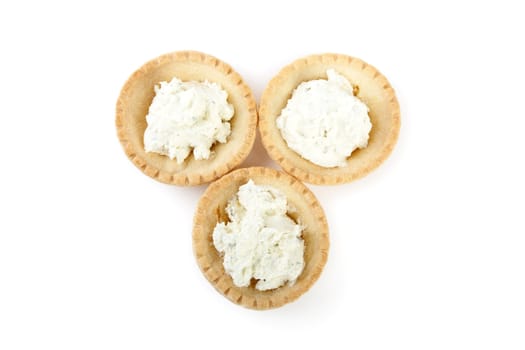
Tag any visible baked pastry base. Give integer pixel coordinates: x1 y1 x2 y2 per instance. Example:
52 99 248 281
193 167 329 310
259 53 400 185
116 51 257 185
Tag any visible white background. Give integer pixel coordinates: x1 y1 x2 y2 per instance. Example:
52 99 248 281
1 1 524 349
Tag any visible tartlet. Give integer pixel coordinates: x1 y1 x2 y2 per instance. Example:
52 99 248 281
116 51 257 185
259 53 400 185
193 167 329 310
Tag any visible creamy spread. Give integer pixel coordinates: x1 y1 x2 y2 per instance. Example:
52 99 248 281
276 69 372 167
143 77 234 164
212 180 304 291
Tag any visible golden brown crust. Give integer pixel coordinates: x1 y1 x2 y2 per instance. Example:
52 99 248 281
193 167 329 310
259 53 401 185
116 51 258 185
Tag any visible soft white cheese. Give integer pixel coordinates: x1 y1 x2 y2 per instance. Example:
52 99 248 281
143 77 234 164
276 69 372 168
212 180 305 291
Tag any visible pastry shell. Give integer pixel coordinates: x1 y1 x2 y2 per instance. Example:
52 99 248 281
259 53 400 185
116 51 257 185
193 167 329 310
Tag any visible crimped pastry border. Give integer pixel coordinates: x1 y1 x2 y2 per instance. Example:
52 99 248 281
192 167 330 310
259 53 401 185
116 51 258 186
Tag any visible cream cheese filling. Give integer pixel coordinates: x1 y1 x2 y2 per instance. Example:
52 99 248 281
144 77 234 164
213 180 305 291
276 69 372 168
